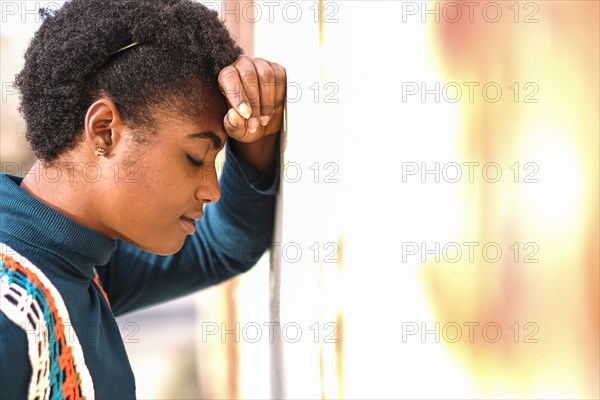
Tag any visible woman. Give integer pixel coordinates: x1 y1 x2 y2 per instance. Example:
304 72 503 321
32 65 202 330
0 0 285 398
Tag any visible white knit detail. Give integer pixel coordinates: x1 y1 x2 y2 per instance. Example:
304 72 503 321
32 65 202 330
0 243 95 399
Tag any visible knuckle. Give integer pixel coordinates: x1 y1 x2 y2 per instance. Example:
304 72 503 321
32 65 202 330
237 129 251 142
239 69 257 82
270 62 284 74
225 120 240 134
273 66 287 84
257 67 275 84
219 66 237 79
234 58 254 72
278 66 287 80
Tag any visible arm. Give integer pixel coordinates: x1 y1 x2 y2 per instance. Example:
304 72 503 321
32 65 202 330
96 134 280 316
97 55 285 316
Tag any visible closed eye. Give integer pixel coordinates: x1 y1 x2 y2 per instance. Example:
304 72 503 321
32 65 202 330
186 154 204 167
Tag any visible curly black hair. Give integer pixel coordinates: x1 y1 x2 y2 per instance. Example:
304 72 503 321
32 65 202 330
14 0 242 163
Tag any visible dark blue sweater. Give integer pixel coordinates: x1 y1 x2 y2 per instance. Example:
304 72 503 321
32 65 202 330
0 139 279 399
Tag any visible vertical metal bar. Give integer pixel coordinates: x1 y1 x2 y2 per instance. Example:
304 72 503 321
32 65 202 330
269 106 287 400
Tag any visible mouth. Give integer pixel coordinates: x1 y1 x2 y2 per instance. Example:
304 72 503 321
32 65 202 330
180 212 203 235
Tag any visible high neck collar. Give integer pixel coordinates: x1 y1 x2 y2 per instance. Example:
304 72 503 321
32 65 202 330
0 173 117 279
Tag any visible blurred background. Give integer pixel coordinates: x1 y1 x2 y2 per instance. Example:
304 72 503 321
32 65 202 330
1 0 598 399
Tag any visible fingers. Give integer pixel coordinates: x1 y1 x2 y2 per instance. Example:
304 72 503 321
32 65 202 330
270 61 287 112
218 65 252 120
218 55 287 141
223 107 251 142
254 58 275 126
218 56 260 134
264 104 284 136
233 56 262 133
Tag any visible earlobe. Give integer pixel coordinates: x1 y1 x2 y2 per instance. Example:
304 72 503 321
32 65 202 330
84 98 123 155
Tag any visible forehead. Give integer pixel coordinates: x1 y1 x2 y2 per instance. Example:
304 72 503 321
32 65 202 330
152 97 228 149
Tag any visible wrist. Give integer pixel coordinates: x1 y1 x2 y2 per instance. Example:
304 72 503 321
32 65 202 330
228 133 279 176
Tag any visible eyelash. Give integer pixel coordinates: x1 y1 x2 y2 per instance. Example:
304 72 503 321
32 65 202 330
186 154 204 167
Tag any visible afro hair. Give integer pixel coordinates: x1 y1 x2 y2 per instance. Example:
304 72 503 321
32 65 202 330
14 0 242 163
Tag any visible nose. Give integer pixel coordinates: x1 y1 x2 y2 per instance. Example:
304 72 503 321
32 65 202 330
195 165 221 204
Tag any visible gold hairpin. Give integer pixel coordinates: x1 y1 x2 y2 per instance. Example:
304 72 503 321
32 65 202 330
111 42 140 56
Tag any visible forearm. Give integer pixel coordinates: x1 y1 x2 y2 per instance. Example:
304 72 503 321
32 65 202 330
99 139 280 315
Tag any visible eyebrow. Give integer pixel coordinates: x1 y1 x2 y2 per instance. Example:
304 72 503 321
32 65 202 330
186 131 224 151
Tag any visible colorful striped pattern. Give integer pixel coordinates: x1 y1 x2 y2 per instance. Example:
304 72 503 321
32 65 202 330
0 244 94 400
93 271 110 306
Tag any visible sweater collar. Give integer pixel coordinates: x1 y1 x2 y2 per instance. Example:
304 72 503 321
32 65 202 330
0 173 117 278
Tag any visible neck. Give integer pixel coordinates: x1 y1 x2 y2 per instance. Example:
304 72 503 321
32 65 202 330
20 160 116 240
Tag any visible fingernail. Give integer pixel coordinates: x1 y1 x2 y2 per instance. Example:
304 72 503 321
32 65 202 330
228 109 238 126
248 117 259 133
260 115 271 126
239 103 251 119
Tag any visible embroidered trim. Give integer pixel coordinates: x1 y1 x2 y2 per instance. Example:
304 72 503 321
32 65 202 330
0 244 95 400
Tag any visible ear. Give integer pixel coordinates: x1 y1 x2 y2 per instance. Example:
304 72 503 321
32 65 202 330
83 98 126 156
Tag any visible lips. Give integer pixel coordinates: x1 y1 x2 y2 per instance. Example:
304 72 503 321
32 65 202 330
180 211 204 235
182 211 204 222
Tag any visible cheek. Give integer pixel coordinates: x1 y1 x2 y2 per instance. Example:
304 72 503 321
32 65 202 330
109 179 188 250
108 161 183 221
109 142 204 225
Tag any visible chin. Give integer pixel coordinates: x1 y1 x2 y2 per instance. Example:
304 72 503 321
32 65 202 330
152 242 186 256
133 237 186 256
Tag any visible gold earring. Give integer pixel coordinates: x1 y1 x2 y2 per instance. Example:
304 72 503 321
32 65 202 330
95 148 107 157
